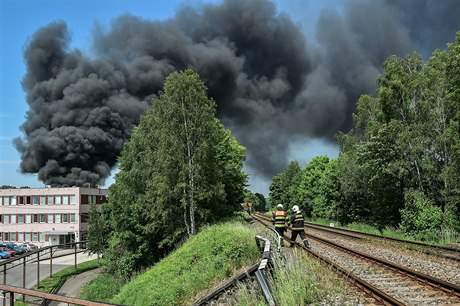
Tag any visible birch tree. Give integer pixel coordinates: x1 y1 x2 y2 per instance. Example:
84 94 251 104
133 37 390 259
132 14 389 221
153 69 224 235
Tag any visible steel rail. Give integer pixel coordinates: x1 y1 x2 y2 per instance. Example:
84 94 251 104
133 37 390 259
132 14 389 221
255 213 460 295
252 214 402 306
307 230 460 295
256 212 460 262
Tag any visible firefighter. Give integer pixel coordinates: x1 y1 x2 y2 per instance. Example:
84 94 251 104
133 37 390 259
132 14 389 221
272 204 288 246
289 205 310 248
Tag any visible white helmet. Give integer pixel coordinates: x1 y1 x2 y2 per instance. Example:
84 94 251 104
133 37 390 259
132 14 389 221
292 205 299 212
277 204 283 209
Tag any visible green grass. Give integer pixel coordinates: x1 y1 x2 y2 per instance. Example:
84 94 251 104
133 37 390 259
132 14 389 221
80 273 122 301
109 221 260 306
31 259 100 293
270 249 352 305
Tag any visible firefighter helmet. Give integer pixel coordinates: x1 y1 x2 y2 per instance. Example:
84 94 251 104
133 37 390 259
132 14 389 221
292 205 299 212
277 204 283 209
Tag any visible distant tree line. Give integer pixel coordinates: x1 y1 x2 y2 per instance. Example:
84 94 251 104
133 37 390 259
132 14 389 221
269 32 460 238
87 69 247 281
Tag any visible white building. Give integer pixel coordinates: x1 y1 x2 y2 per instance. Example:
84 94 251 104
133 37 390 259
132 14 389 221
0 187 108 247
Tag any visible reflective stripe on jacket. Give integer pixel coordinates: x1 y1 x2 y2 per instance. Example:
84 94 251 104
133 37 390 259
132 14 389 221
290 212 304 230
272 210 287 228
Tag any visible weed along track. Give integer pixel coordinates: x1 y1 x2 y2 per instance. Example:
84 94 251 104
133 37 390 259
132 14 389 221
253 213 460 306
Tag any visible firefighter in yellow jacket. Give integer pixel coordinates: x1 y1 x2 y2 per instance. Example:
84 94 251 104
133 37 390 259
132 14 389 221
289 205 310 248
272 204 288 246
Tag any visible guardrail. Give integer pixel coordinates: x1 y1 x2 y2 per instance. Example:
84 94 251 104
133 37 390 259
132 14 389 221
0 284 118 306
254 235 275 306
0 241 91 305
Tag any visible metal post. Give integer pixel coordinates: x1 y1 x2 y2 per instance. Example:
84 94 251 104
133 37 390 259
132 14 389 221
50 247 53 277
3 265 6 306
37 251 40 288
22 257 26 302
8 291 13 306
74 242 77 269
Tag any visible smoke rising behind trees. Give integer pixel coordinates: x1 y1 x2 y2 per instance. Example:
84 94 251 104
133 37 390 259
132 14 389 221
14 0 460 187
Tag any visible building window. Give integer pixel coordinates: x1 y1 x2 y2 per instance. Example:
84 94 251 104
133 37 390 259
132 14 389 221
0 196 2 205
0 233 2 241
18 197 24 205
18 233 24 242
40 233 45 241
4 233 9 241
70 214 76 223
26 196 31 205
18 214 24 224
25 233 31 242
40 195 46 205
11 232 16 241
25 214 31 224
70 195 76 205
40 214 46 223
4 197 10 205
62 214 68 223
33 214 38 223
63 195 69 205
55 196 61 205
0 215 2 223
48 214 54 224
11 196 16 205
33 196 38 205
32 232 38 241
55 214 61 223
47 196 54 205
4 215 9 224
11 215 16 224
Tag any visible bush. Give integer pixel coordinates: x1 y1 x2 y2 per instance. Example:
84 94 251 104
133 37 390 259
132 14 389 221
400 190 444 238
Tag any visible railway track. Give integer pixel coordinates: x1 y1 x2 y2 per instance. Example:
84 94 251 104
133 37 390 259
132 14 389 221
304 221 460 262
253 213 460 306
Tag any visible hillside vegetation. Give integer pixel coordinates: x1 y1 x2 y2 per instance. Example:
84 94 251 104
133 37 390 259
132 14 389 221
82 221 260 305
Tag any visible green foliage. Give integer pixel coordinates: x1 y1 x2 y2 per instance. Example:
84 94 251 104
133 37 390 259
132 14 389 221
110 222 260 306
400 190 444 237
243 190 267 212
335 35 460 233
87 69 247 280
269 160 301 209
87 204 110 256
0 185 16 189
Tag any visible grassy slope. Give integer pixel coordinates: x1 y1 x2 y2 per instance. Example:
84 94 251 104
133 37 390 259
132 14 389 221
109 221 260 306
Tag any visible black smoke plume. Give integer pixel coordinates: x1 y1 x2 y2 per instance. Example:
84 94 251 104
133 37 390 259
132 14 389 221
14 0 460 187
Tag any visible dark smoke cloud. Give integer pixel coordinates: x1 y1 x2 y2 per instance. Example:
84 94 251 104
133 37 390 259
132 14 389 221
14 0 460 187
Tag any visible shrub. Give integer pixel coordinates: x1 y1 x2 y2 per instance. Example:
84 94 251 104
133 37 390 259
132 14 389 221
400 190 444 237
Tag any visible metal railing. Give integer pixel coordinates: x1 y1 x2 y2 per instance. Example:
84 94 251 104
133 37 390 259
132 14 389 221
0 241 91 305
254 235 275 306
0 284 117 306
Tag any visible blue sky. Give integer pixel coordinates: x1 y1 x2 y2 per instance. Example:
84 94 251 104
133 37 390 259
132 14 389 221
0 0 339 193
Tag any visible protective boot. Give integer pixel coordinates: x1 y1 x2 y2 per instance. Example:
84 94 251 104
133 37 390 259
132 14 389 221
303 239 310 248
